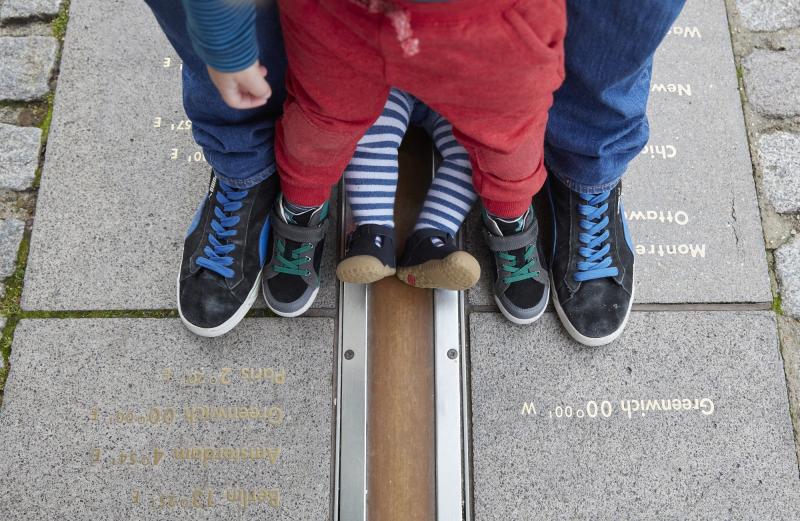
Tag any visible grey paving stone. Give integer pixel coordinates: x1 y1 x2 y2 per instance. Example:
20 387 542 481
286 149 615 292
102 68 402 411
0 317 334 520
469 311 800 521
467 0 771 306
758 132 800 214
0 218 24 280
0 123 41 191
743 49 800 118
736 0 800 31
22 0 336 311
0 36 57 102
776 236 800 319
0 0 62 21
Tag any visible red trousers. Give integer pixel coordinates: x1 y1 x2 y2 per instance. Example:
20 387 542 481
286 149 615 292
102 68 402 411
275 0 566 218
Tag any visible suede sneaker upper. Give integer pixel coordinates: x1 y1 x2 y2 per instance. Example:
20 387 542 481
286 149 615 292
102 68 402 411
178 172 278 336
548 175 635 346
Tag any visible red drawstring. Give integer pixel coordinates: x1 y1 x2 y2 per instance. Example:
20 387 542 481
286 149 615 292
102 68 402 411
350 0 420 57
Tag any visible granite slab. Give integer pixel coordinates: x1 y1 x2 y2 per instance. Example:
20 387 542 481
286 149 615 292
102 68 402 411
0 0 63 21
0 122 41 191
0 36 57 102
467 0 771 307
21 0 337 311
469 311 800 520
0 317 335 520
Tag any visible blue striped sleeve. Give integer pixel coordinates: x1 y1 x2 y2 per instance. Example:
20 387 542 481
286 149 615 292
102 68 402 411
181 0 259 73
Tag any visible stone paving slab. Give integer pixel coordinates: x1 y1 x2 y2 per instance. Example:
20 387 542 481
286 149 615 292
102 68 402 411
736 0 800 31
757 131 800 214
0 122 41 191
0 218 25 280
468 0 771 307
743 49 800 117
0 317 335 520
21 0 336 311
0 36 57 101
776 236 800 319
0 0 62 22
469 311 800 520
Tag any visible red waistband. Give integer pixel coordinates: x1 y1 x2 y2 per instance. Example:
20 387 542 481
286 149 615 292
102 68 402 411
352 0 518 21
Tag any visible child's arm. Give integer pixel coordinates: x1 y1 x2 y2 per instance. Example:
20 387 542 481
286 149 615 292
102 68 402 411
182 0 271 109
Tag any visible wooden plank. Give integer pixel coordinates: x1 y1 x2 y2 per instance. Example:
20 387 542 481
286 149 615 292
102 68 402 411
367 127 436 521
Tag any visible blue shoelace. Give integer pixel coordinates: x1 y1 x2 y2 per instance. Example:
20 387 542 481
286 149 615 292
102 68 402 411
574 191 619 282
195 181 248 278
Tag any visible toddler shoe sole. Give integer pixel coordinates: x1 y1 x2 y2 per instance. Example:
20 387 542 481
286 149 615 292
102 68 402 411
336 255 396 284
397 251 480 291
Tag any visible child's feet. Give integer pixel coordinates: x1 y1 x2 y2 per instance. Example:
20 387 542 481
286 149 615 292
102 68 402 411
262 195 329 317
336 224 396 284
178 173 278 337
397 229 480 291
482 206 549 325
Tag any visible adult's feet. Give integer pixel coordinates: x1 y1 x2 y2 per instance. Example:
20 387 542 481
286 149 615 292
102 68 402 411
337 224 396 284
482 206 549 324
548 175 635 346
397 228 480 291
262 195 330 317
178 173 278 337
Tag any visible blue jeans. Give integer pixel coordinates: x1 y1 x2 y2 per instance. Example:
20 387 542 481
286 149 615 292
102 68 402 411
546 0 686 194
144 0 287 189
145 0 684 193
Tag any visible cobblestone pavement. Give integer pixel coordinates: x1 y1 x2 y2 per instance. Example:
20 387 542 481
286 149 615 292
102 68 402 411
728 0 800 457
0 1 67 386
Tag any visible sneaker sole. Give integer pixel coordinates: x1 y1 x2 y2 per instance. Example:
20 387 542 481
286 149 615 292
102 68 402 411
396 251 481 291
264 285 320 318
494 289 549 325
176 271 261 338
550 273 635 347
336 255 396 284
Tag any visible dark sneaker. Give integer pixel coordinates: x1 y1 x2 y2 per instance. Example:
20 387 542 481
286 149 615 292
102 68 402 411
548 175 635 346
336 224 396 284
397 228 480 291
178 172 278 337
262 195 330 317
482 206 549 324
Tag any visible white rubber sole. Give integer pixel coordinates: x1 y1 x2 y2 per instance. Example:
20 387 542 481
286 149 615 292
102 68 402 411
494 289 549 326
264 285 320 318
550 273 635 347
177 271 262 338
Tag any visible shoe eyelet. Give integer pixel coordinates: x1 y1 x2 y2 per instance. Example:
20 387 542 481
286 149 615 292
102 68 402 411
304 256 312 262
304 270 311 276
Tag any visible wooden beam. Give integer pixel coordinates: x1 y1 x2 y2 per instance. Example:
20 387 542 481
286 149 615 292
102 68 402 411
367 127 436 521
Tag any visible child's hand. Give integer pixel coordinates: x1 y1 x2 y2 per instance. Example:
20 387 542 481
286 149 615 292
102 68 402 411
207 61 272 109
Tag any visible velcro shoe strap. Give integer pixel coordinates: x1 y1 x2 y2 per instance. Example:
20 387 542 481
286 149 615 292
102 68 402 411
271 211 329 244
484 221 538 253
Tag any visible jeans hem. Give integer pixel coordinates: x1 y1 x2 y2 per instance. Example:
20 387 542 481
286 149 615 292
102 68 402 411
214 165 276 189
550 168 621 195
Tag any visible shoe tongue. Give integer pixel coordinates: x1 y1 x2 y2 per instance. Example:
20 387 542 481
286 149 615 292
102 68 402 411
282 199 327 227
488 208 530 237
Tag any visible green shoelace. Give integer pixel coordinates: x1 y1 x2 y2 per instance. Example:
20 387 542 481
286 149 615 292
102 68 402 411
273 238 313 277
500 244 540 284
